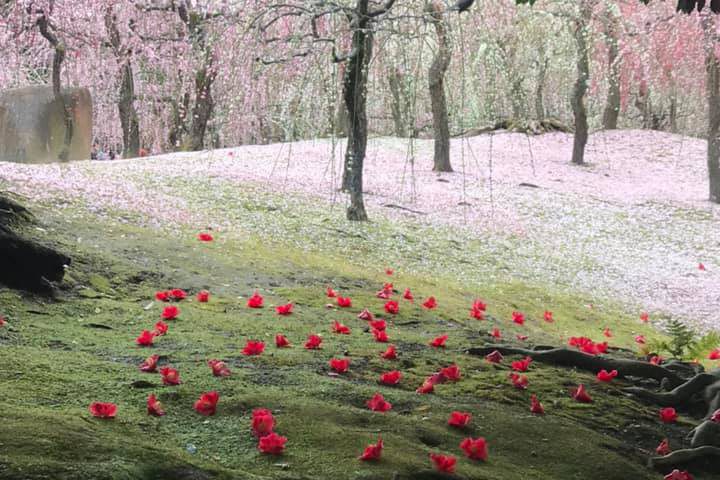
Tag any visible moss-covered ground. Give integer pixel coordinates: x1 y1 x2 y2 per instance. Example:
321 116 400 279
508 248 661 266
0 187 714 480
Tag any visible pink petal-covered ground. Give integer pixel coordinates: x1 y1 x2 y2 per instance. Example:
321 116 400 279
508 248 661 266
1 129 718 331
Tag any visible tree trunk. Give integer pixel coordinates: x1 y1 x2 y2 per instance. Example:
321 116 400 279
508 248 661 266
169 92 190 150
535 45 547 120
703 13 720 203
189 59 216 151
602 7 621 130
387 68 406 137
571 6 590 166
105 7 140 158
428 1 453 172
37 15 72 162
342 0 373 221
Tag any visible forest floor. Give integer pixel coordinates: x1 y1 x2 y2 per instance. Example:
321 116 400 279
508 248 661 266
0 129 718 479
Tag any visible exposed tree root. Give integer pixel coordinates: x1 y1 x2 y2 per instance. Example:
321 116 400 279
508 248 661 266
623 374 720 408
465 345 684 387
649 445 720 469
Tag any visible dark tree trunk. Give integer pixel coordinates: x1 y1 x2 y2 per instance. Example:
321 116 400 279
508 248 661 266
105 7 140 158
535 46 547 120
189 59 216 151
602 8 621 130
37 15 72 162
342 0 374 221
704 13 720 203
571 6 590 166
387 68 406 137
428 1 453 172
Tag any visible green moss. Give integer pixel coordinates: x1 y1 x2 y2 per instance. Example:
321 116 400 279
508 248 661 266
0 203 689 480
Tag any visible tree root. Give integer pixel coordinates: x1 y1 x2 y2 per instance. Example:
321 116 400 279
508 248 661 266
465 345 685 387
649 446 720 469
622 375 720 408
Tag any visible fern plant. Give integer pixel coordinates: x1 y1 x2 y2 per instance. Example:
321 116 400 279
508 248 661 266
656 318 697 359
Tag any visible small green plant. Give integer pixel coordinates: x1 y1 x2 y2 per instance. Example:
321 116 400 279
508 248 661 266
653 318 697 359
688 331 720 361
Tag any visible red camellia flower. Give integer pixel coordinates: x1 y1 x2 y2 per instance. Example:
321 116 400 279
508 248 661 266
403 288 414 301
147 394 165 417
543 310 554 322
603 328 612 338
430 334 448 348
595 342 609 354
596 369 618 382
242 340 266 356
162 305 179 320
170 289 186 300
326 286 337 298
275 334 291 348
369 319 387 331
516 334 529 341
512 311 525 325
485 350 504 364
305 334 323 349
366 393 392 412
0 315 5 327
530 394 545 415
196 290 210 302
635 335 646 345
708 348 720 360
251 408 275 437
329 358 350 373
429 453 456 473
380 370 402 385
258 432 287 455
509 373 529 389
247 291 264 308
711 409 720 423
155 291 170 302
359 437 383 461
376 283 393 299
336 296 352 308
650 355 664 365
332 321 351 335
416 379 435 394
511 356 532 372
571 384 592 403
448 411 472 428
373 328 389 343
385 268 394 275
153 321 168 336
656 438 671 456
136 329 155 346
381 344 397 360
491 328 502 339
208 359 231 377
193 391 219 416
384 300 399 314
357 308 374 321
470 306 485 320
664 470 694 480
422 296 437 309
89 402 117 419
276 303 294 315
440 364 461 381
660 407 678 423
460 437 488 462
472 299 487 311
139 354 159 373
160 367 180 385
198 232 214 242
640 312 649 323
698 262 706 271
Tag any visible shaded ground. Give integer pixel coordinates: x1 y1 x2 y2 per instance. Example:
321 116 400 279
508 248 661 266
0 176 717 478
1 130 717 332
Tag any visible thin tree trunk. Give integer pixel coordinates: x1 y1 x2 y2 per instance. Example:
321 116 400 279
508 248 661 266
105 8 140 158
571 5 590 166
342 0 373 221
190 59 216 151
535 45 547 120
387 68 406 137
37 15 72 162
703 13 720 203
428 1 452 172
602 7 621 130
